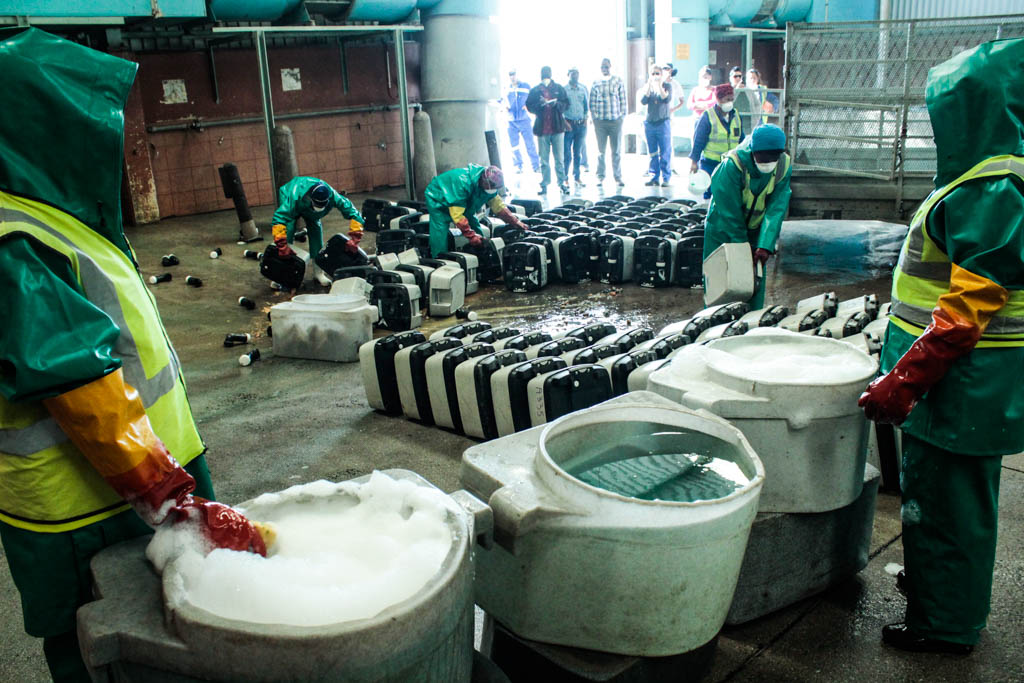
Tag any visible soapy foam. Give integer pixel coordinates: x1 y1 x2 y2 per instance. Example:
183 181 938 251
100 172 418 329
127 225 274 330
691 328 877 384
147 471 457 626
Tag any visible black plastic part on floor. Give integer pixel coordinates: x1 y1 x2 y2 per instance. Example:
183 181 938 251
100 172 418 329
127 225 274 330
490 621 717 683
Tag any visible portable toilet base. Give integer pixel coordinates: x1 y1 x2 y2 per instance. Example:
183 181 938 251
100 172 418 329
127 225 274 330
488 619 717 683
725 464 880 625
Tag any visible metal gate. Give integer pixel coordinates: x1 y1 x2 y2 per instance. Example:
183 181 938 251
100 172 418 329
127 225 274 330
785 15 1024 210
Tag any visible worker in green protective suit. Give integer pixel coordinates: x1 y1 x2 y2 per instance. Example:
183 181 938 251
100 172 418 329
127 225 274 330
0 28 268 681
859 38 1024 655
424 164 528 257
701 124 792 309
271 176 364 286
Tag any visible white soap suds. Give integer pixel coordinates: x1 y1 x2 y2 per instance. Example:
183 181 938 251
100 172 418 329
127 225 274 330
147 471 457 626
688 328 877 384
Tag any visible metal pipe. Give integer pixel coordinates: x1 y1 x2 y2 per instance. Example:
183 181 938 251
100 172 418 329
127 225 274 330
385 41 396 99
394 29 415 201
338 38 350 94
208 45 220 104
145 103 420 133
256 30 276 191
211 25 424 34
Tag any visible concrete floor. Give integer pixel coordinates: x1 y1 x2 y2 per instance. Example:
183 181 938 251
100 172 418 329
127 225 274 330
2 155 1023 682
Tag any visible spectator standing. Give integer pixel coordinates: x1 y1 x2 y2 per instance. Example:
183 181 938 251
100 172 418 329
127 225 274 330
563 67 589 190
641 65 673 187
590 58 627 189
729 65 744 90
745 68 780 128
647 63 686 178
505 69 540 174
526 66 570 196
689 84 744 198
686 65 717 117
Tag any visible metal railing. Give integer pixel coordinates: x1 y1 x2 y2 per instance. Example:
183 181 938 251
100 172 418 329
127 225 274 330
734 86 785 136
784 14 1024 214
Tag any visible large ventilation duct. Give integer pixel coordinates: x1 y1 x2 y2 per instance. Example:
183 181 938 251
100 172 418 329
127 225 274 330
209 0 302 21
420 0 499 173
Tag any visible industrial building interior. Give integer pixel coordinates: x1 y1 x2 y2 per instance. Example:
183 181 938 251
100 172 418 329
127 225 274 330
1 0 1023 682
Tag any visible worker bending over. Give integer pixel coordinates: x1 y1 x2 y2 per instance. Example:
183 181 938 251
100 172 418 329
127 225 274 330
860 37 1024 656
271 176 365 286
424 164 527 257
0 28 266 681
702 124 791 308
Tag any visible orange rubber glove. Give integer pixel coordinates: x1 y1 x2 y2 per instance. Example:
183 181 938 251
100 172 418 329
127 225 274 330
859 265 1008 425
43 369 267 555
271 223 294 258
346 217 364 254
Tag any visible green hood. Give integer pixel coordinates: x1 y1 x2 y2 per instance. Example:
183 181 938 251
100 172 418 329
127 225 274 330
0 27 137 253
927 37 1024 186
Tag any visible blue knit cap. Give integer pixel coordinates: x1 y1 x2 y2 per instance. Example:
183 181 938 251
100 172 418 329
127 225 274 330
751 124 786 152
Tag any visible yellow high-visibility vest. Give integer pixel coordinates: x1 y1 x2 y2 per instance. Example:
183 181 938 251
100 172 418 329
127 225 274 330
702 110 742 162
724 150 791 229
890 154 1024 347
0 191 204 532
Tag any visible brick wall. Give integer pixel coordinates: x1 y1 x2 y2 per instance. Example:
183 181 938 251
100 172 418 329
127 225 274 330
127 41 418 221
149 109 409 217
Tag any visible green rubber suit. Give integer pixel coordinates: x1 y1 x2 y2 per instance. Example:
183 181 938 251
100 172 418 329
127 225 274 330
0 28 216 681
424 164 507 257
869 38 1024 647
702 137 792 309
271 176 363 260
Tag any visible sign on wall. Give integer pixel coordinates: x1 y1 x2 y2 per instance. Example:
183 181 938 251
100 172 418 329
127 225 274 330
160 79 188 104
281 68 302 92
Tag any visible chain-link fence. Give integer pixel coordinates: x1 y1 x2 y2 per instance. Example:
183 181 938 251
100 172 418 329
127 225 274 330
785 15 1024 194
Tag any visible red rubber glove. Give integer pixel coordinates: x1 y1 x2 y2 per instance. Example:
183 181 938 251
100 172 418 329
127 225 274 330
134 463 267 556
495 207 529 231
344 239 360 254
173 497 268 555
858 307 979 424
456 217 483 248
347 218 364 254
753 248 771 266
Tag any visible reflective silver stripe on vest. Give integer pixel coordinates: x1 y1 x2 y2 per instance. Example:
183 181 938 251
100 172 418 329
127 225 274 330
0 418 67 456
0 207 182 455
896 222 952 282
891 298 1024 336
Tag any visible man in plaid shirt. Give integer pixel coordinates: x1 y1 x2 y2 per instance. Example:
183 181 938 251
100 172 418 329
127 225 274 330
589 57 627 188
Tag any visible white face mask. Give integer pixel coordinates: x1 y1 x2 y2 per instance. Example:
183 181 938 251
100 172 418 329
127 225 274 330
719 102 734 113
755 161 778 174
542 78 551 86
484 188 498 197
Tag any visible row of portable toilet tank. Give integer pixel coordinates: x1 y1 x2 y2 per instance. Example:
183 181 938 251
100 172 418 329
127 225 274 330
326 244 503 331
361 194 711 293
359 291 889 441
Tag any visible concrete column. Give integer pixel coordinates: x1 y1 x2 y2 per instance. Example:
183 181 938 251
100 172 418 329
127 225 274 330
271 125 299 193
420 0 499 173
120 53 160 225
413 110 438 200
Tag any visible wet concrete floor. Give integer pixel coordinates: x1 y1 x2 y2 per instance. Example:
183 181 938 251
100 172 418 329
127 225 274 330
1 166 1022 682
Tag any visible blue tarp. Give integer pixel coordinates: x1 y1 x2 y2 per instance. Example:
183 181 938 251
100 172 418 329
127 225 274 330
777 219 909 283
